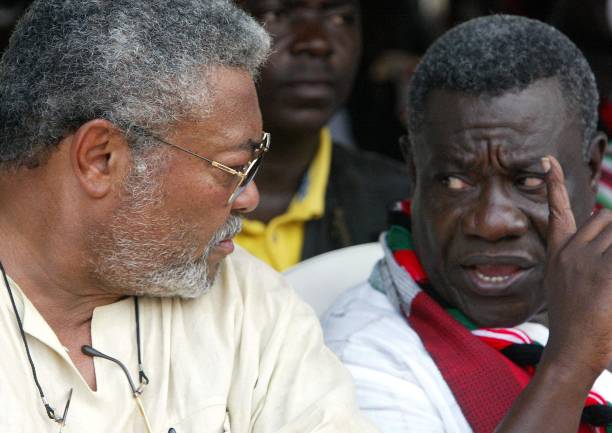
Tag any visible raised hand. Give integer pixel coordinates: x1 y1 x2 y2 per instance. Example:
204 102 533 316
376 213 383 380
493 157 611 433
541 156 612 377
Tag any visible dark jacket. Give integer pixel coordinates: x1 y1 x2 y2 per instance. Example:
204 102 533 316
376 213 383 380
301 143 412 260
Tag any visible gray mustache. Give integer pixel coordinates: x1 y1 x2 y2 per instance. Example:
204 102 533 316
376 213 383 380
209 215 242 246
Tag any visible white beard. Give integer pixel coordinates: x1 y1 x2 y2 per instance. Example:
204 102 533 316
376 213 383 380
88 153 242 298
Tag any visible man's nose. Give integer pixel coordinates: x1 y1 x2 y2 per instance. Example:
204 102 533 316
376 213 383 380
231 181 260 214
289 13 333 57
461 182 528 242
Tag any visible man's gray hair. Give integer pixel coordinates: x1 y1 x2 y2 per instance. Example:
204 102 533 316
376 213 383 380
407 15 599 160
0 0 270 168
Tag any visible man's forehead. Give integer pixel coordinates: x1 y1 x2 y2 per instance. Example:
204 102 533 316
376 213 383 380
166 68 262 153
423 139 548 171
424 79 568 126
417 79 582 160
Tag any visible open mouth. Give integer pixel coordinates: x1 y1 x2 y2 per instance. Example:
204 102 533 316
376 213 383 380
469 264 525 285
473 264 522 283
459 255 536 295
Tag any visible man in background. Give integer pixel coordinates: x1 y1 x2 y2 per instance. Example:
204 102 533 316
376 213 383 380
236 0 412 271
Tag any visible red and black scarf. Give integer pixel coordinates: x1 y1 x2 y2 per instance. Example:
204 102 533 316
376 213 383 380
372 200 612 433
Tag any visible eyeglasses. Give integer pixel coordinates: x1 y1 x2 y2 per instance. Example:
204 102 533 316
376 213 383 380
144 130 270 205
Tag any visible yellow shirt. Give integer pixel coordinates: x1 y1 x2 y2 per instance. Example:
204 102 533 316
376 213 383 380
0 247 377 433
236 129 332 271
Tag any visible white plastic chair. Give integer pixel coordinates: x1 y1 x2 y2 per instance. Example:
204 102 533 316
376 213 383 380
283 242 383 318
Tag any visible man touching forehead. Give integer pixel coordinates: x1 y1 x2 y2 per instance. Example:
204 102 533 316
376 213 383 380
405 16 606 327
408 80 601 327
323 15 612 433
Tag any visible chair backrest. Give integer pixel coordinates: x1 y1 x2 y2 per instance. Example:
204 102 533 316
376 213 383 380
283 242 383 317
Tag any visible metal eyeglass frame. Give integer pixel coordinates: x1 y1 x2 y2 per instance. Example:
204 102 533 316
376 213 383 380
143 130 270 205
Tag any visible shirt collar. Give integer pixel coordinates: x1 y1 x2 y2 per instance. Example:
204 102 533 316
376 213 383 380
286 127 332 220
2 275 70 361
241 127 332 233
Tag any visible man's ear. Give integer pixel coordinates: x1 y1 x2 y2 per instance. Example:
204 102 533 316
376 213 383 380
70 119 131 198
399 134 417 188
586 131 607 192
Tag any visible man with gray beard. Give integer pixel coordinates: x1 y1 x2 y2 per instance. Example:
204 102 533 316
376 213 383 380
0 1 377 432
90 151 245 298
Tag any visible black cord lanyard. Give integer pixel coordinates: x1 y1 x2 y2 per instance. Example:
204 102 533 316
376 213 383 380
1 260 149 428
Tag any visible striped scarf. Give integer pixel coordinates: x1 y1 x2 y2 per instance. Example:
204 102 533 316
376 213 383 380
370 200 612 433
596 98 612 210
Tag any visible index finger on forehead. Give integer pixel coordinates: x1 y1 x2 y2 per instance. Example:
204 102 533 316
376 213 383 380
543 156 577 253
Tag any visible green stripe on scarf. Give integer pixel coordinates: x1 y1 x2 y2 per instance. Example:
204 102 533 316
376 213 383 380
386 226 413 251
448 308 478 330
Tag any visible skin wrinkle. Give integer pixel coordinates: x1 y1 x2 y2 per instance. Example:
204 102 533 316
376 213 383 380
409 79 603 328
407 15 599 161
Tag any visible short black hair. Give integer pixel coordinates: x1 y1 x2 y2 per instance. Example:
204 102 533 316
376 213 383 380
407 15 599 160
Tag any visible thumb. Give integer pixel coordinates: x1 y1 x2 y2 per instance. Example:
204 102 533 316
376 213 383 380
543 156 577 254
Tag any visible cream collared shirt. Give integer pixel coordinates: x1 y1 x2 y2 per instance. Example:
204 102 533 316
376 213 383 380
0 247 377 433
